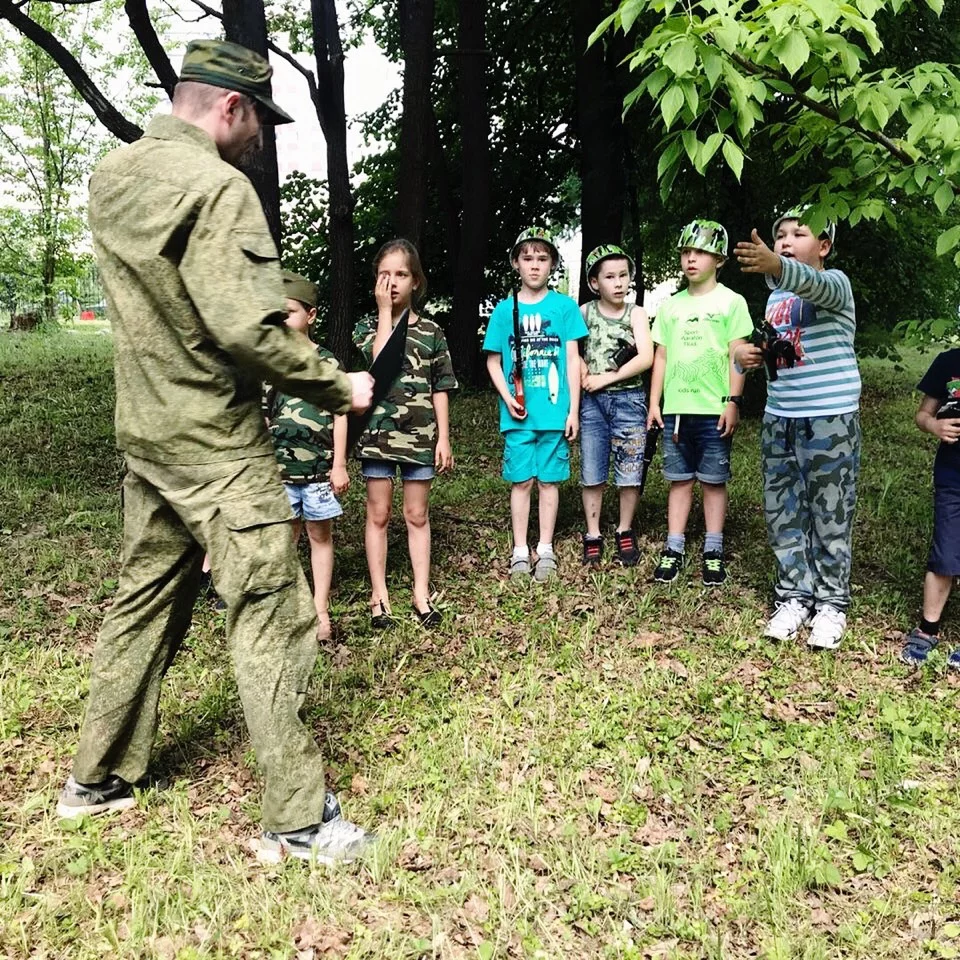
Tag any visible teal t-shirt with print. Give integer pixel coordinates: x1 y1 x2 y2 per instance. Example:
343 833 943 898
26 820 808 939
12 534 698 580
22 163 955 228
483 289 588 432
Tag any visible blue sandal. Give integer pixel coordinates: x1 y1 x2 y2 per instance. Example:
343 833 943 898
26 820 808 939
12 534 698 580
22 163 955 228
900 627 939 667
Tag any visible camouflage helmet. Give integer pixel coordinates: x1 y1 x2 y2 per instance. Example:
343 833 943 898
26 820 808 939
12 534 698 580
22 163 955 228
510 226 560 265
677 219 728 258
585 244 636 280
772 205 836 248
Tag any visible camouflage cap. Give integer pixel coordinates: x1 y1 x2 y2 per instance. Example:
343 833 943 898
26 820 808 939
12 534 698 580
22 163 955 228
282 270 317 308
773 205 836 250
510 226 560 265
179 39 293 125
677 219 728 258
585 243 636 279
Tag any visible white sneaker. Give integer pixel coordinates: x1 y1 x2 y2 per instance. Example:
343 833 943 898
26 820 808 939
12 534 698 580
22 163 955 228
763 599 813 641
807 604 846 650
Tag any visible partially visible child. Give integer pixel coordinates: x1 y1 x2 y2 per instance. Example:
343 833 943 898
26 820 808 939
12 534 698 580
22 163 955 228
898 353 960 667
579 244 654 567
354 239 457 629
647 220 752 586
263 270 349 641
483 227 587 581
734 207 860 649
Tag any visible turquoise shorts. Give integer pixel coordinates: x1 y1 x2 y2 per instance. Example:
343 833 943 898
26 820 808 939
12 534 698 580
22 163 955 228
502 430 570 484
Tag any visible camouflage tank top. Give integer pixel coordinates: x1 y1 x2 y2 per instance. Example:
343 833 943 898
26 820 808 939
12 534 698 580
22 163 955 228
583 300 642 392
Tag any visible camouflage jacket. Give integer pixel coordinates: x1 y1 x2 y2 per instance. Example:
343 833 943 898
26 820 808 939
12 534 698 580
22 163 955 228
353 314 458 465
89 114 351 464
264 346 340 483
582 300 643 392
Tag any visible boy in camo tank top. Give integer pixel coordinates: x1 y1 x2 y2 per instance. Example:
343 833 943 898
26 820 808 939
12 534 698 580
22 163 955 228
263 271 350 642
579 245 654 567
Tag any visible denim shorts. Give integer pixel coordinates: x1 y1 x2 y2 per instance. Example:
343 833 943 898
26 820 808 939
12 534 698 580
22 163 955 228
502 430 570 483
361 458 435 481
661 413 732 484
284 481 343 521
929 484 960 576
580 388 647 487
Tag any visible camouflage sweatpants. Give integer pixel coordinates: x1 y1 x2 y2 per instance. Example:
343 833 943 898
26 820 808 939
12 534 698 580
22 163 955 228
72 453 327 833
762 412 860 611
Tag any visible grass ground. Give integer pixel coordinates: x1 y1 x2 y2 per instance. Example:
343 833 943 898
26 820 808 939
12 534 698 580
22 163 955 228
1 330 959 960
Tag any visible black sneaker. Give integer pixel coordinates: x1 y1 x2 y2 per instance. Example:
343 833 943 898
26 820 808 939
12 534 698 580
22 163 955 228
614 529 640 567
582 535 603 566
652 548 683 583
701 551 727 586
57 775 136 818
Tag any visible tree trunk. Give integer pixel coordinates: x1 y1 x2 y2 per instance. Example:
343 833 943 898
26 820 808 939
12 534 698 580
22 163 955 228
396 0 435 249
311 0 355 365
222 0 282 249
572 0 626 305
449 0 489 387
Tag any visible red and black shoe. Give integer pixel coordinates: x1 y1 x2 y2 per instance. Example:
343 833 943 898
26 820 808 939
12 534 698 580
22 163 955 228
582 534 603 566
614 528 640 567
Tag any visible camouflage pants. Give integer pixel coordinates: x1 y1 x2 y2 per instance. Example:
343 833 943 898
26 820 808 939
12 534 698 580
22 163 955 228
72 453 327 833
762 412 860 611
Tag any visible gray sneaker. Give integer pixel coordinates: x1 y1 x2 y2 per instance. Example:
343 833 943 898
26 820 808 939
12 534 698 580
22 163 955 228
510 555 531 577
259 815 376 865
533 553 557 582
57 775 137 818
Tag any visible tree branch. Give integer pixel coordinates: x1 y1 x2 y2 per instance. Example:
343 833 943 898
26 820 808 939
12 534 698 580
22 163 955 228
0 0 142 142
124 0 177 98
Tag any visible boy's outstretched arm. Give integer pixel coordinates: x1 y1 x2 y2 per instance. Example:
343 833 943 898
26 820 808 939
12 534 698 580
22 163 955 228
733 229 781 278
917 395 960 443
647 344 667 429
330 414 350 494
486 351 526 420
565 339 581 440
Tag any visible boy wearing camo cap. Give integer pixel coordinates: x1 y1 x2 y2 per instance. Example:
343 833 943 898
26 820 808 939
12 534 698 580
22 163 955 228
647 219 752 587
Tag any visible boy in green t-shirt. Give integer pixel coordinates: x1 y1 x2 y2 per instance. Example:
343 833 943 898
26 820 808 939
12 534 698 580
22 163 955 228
647 220 752 585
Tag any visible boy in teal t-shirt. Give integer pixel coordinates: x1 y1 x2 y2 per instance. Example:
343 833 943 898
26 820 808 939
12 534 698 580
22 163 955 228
483 227 587 581
647 219 752 586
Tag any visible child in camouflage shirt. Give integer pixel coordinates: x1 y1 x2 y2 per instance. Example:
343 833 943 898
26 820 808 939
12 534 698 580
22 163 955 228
354 239 458 629
263 270 349 641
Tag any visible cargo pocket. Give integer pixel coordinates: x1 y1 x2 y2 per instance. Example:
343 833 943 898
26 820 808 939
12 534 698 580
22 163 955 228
238 231 279 264
216 497 297 597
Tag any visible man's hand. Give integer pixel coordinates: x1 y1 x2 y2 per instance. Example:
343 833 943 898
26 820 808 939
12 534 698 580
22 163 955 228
647 403 664 431
330 464 350 495
734 229 781 277
347 371 375 413
435 438 454 472
584 371 616 393
934 417 960 444
717 403 739 438
506 395 527 420
565 411 579 441
734 342 765 370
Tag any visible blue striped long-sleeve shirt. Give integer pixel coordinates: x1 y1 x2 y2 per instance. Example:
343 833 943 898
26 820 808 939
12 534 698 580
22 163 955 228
763 256 860 418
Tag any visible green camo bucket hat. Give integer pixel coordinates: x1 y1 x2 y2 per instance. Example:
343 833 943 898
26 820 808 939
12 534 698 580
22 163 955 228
510 227 560 265
585 244 636 279
677 219 728 258
772 205 836 250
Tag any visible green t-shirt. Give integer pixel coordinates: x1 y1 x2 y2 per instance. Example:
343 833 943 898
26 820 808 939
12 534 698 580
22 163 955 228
353 314 459 465
582 300 643 393
652 283 753 415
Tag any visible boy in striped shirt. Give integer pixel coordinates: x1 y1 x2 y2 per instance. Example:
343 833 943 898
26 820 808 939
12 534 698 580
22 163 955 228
734 208 860 649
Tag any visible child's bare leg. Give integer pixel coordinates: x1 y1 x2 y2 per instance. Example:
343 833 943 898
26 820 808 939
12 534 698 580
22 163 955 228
922 571 953 624
702 482 728 536
667 479 694 537
402 479 433 611
290 519 303 543
304 519 333 633
537 481 559 548
365 477 394 612
511 479 534 550
582 485 604 538
618 486 639 532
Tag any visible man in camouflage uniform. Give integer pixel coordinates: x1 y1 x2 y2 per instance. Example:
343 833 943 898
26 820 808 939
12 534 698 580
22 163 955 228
57 39 376 864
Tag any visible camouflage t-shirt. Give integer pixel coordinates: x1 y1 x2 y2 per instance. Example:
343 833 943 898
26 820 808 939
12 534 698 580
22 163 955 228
583 300 643 392
354 315 459 465
264 346 340 483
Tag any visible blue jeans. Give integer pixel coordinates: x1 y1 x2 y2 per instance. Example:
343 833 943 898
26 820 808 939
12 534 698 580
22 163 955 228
661 414 732 484
579 388 647 487
361 459 435 481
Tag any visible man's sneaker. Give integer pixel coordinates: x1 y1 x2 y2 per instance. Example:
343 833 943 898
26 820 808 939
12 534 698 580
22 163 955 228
614 529 640 567
510 554 531 577
900 627 940 667
763 599 813 642
807 604 846 650
57 775 136 818
533 553 557 582
947 648 960 671
582 535 603 566
651 548 683 583
701 551 726 586
259 816 376 865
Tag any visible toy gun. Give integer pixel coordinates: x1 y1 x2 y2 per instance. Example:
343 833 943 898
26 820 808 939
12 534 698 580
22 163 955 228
638 423 662 497
511 288 525 412
611 338 638 371
936 398 960 420
749 320 796 382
